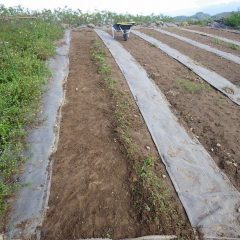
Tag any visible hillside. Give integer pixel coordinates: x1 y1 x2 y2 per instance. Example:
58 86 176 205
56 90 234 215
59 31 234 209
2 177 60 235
174 11 236 22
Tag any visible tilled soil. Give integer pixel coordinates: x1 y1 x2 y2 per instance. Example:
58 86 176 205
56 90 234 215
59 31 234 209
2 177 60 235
41 30 194 239
186 26 240 42
117 33 240 191
140 29 240 86
165 27 240 56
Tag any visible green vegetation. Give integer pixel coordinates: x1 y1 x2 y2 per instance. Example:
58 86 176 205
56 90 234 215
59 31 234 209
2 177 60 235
224 10 240 28
0 9 63 215
91 41 136 158
212 38 239 50
187 18 212 26
213 38 221 45
136 157 170 216
0 4 172 26
0 3 173 218
177 78 210 94
228 43 239 50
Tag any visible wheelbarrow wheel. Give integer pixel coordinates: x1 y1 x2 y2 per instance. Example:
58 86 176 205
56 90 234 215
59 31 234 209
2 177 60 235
123 31 129 41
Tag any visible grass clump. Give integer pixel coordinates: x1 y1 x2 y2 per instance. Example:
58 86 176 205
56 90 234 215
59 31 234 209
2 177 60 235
212 38 221 45
91 41 135 155
135 157 170 217
228 43 239 50
177 78 209 94
212 38 239 50
0 19 63 216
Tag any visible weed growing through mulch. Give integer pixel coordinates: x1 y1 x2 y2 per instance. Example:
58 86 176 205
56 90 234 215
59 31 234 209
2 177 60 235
176 78 210 94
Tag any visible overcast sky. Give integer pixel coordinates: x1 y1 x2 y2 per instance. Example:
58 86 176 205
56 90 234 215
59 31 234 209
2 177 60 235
1 0 240 16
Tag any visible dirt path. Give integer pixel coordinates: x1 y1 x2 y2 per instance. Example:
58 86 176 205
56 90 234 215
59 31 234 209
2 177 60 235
116 33 240 191
41 30 194 239
186 26 240 41
140 29 240 86
165 27 240 56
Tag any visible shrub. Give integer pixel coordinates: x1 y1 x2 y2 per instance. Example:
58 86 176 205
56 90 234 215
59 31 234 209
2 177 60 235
225 11 240 28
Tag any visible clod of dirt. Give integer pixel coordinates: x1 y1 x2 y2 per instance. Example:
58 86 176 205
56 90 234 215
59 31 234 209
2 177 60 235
87 23 95 28
223 87 234 94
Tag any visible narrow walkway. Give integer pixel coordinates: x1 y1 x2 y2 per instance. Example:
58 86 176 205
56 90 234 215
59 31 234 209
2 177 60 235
153 28 240 64
132 30 240 106
95 29 240 239
180 27 240 47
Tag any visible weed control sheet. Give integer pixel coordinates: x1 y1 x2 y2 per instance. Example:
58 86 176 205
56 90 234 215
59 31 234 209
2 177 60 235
133 30 240 106
95 29 240 239
153 28 240 65
179 28 240 47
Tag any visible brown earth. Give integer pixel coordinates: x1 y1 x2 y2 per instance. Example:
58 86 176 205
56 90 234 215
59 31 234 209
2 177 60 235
186 26 240 42
165 27 240 56
41 30 195 239
140 29 240 86
115 33 240 191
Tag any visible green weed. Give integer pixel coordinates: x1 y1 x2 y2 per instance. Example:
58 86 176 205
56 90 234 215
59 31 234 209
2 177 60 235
137 157 170 214
177 78 209 94
228 43 239 50
0 17 63 216
213 38 221 45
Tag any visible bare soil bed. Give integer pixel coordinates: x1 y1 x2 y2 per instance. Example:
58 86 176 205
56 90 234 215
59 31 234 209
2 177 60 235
41 30 194 239
115 33 240 191
186 26 240 42
140 29 240 86
165 27 240 56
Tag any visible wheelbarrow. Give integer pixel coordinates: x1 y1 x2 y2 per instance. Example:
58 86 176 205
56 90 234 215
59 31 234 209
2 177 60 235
112 22 135 41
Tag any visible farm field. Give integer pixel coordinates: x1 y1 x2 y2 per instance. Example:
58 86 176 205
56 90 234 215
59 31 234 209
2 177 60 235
185 25 240 42
140 28 240 85
117 30 240 190
165 27 240 55
1 7 240 240
40 29 194 240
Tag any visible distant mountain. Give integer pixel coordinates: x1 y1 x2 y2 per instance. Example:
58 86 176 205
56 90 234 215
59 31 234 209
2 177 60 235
193 12 211 20
173 11 239 22
174 12 211 22
212 12 233 20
